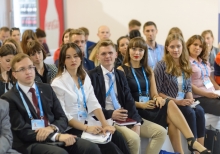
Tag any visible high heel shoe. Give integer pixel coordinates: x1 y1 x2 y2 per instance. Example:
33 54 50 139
187 137 211 154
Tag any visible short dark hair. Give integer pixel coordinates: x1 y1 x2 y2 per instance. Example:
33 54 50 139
35 28 46 38
143 21 157 30
10 27 20 35
129 30 141 39
129 20 141 28
26 40 46 60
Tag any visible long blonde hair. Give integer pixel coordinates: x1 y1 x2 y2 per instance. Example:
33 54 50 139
164 33 192 78
89 44 100 66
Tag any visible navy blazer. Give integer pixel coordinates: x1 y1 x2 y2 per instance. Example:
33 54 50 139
85 41 95 58
1 82 68 151
88 66 143 123
83 57 95 71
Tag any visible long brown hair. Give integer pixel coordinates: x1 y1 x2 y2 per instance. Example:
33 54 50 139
186 35 208 64
123 37 152 75
164 33 192 78
3 38 23 53
56 43 86 82
0 44 18 82
21 30 37 53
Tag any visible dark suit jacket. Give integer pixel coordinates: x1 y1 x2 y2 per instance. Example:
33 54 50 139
83 57 95 71
1 82 68 151
86 41 95 58
88 66 142 123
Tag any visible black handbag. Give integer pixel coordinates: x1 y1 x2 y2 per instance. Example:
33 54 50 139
204 125 220 154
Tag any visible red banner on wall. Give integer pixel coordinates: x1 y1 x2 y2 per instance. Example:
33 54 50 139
39 0 64 49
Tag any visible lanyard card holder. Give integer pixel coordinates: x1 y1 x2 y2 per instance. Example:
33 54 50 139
31 119 45 130
139 95 149 103
176 91 185 100
203 79 213 89
78 110 88 121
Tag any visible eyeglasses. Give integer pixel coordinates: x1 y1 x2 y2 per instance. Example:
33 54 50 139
14 66 36 73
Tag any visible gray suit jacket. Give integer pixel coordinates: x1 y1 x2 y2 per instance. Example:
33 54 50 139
0 99 20 154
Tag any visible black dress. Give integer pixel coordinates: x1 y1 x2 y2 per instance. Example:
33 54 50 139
122 65 168 128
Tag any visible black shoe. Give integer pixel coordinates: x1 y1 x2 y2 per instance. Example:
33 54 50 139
187 137 211 154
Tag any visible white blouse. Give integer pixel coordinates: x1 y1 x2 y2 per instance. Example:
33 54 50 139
51 70 101 126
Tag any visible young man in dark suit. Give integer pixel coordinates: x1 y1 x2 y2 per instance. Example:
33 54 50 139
1 53 101 154
69 29 95 71
88 39 167 154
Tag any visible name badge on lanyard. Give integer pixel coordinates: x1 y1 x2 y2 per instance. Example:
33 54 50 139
204 79 213 89
131 66 149 103
31 119 45 130
193 61 213 89
176 72 186 100
76 77 88 121
16 83 45 130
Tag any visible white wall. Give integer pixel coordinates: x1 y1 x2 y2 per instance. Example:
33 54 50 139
66 0 218 46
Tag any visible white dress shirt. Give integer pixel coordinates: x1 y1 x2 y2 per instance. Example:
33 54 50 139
100 65 121 110
51 69 101 130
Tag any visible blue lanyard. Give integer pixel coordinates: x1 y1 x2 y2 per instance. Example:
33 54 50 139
193 61 208 80
181 72 186 92
131 66 149 96
77 77 87 109
149 50 160 68
16 83 44 119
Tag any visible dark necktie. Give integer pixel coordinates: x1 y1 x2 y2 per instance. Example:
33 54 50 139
29 88 48 126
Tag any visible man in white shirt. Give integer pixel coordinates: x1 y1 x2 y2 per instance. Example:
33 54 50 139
88 39 167 154
1 53 102 154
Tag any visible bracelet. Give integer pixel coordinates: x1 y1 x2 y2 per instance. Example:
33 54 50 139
85 125 88 132
56 133 61 141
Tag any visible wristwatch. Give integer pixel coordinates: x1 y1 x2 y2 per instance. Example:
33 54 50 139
50 125 58 133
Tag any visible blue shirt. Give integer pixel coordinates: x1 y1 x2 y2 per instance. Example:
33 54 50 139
147 43 164 69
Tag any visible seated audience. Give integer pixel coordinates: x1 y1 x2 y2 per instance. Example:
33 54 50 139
88 39 167 154
10 27 21 44
201 30 219 68
119 37 211 154
0 44 18 96
1 53 102 154
143 21 164 69
0 27 10 47
35 28 51 56
115 36 129 68
0 99 20 154
25 40 57 84
69 29 95 71
187 35 220 116
51 43 130 154
3 38 23 53
79 27 95 58
129 30 141 40
154 34 207 152
88 25 112 57
21 29 37 53
53 28 72 65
